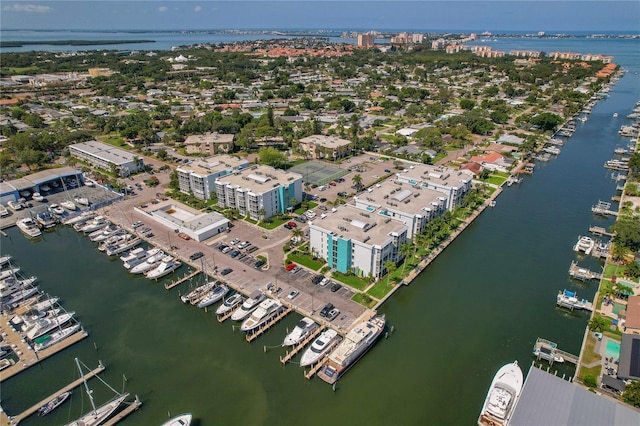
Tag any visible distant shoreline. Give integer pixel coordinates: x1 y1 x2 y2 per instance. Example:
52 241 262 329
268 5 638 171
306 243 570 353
0 40 155 48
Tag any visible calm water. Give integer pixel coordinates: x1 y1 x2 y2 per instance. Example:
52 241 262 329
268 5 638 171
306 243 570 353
1 39 639 425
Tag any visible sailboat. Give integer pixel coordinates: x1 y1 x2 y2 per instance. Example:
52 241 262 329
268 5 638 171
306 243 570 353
66 358 129 426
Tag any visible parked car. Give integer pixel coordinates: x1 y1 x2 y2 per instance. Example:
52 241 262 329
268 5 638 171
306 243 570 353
237 241 250 249
329 182 336 186
254 259 265 269
246 246 259 254
230 250 240 258
318 205 328 211
286 263 297 271
320 277 330 286
295 215 307 223
220 268 233 276
230 238 240 245
287 221 297 228
337 192 347 198
284 223 292 230
189 252 204 261
222 246 232 254
330 283 342 292
218 244 229 252
132 221 144 228
327 308 340 321
320 303 335 317
287 290 299 300
312 275 324 285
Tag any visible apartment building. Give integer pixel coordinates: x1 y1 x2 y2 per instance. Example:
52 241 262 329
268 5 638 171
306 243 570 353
298 135 353 160
69 140 144 177
183 132 235 155
394 164 473 210
176 155 249 201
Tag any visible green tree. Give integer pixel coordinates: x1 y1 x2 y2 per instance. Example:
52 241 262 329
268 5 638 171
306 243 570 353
384 260 397 286
587 315 608 332
622 380 640 407
624 261 640 279
258 147 288 169
352 174 362 189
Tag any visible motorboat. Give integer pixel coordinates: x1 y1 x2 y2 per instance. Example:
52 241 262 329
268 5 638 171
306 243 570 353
299 329 341 367
0 254 11 267
231 290 266 321
0 204 10 217
89 224 123 242
34 324 81 352
573 236 595 255
40 184 51 192
36 211 57 229
161 413 192 426
532 345 565 364
146 259 182 280
12 307 61 326
196 284 229 309
0 276 37 297
38 390 72 416
240 298 284 332
32 192 45 202
105 237 141 256
121 247 162 270
29 297 60 313
17 218 43 238
477 361 523 426
73 195 90 206
7 200 23 211
129 252 168 275
79 217 110 233
181 281 216 304
63 211 95 226
283 317 318 346
25 312 75 340
556 289 590 311
317 314 386 384
215 293 245 315
66 358 129 426
2 286 38 306
98 232 132 250
48 204 66 216
60 200 77 211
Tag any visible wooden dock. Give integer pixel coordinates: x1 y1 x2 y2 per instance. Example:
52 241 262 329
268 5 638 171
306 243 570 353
246 307 292 343
279 326 325 364
8 362 105 424
533 337 579 365
217 307 238 323
591 200 618 217
103 396 142 426
164 269 201 290
588 226 614 237
568 261 602 281
304 357 329 380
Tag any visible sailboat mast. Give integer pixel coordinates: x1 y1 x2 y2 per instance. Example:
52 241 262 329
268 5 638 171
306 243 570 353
75 357 97 414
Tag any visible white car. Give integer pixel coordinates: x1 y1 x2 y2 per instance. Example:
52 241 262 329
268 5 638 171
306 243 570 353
320 277 330 286
306 210 316 219
230 238 240 245
132 221 144 228
287 290 299 300
237 241 250 249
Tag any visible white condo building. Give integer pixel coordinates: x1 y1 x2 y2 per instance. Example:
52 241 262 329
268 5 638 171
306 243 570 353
214 165 303 221
308 204 408 279
394 164 473 211
176 155 249 201
69 140 144 177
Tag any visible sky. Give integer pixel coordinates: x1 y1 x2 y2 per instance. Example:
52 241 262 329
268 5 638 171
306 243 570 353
1 1 639 33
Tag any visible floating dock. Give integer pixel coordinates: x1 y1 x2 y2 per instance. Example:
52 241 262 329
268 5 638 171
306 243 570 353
163 269 200 290
279 326 325 365
6 362 105 424
245 307 292 343
557 289 593 312
533 337 579 365
591 200 618 217
588 226 614 237
568 261 602 281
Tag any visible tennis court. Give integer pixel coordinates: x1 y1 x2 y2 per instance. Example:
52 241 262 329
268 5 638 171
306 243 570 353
289 161 348 186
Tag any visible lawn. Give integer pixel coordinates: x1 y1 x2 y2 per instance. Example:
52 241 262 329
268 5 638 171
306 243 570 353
367 280 396 299
603 263 627 279
331 272 369 291
485 175 507 186
351 293 377 308
287 252 325 271
581 335 602 365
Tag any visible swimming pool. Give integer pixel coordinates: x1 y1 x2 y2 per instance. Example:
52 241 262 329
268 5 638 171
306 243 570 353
605 340 621 360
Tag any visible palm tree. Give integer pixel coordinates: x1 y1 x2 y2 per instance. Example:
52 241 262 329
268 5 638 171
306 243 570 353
399 242 412 274
258 208 267 222
352 174 362 190
384 260 396 286
289 197 297 213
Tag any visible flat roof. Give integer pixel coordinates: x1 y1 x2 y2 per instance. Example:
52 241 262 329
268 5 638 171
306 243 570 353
618 334 640 380
396 164 473 189
152 204 228 231
184 132 234 145
177 155 248 177
509 365 640 425
0 167 82 193
216 165 301 193
299 134 352 149
70 140 139 166
353 179 444 217
310 204 406 246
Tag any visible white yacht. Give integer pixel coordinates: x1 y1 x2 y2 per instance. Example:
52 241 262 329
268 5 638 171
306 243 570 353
231 290 266 321
0 276 37 297
197 284 229 309
30 297 60 313
121 247 162 270
130 252 168 275
477 361 523 426
105 237 141 256
36 211 57 229
146 259 182 280
34 324 81 352
32 192 45 202
7 200 23 211
283 317 318 346
17 217 43 238
0 267 20 281
317 315 386 384
0 254 12 267
161 413 192 426
240 298 284 332
300 329 341 367
75 216 107 232
48 204 65 215
74 195 90 206
89 225 123 242
63 211 95 226
215 293 245 315
181 281 216 304
573 236 595 255
60 200 77 211
25 312 75 341
0 204 10 217
556 289 590 311
2 286 39 307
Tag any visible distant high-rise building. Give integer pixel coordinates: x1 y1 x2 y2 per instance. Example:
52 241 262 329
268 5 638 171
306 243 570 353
357 32 375 47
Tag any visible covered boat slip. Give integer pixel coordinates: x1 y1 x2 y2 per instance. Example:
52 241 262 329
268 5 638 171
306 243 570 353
508 366 640 425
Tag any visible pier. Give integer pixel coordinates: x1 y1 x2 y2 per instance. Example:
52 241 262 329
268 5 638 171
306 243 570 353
568 261 602 281
588 226 614 237
304 356 330 380
279 325 325 364
533 337 579 365
245 307 292 343
591 200 618 217
6 362 105 424
103 396 142 426
163 269 200 290
217 306 238 323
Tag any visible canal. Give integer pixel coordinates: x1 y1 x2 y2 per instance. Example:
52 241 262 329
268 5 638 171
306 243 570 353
2 44 639 426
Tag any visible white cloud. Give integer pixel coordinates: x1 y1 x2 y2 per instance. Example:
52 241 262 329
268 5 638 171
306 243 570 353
3 4 51 13
158 6 168 13
194 5 202 13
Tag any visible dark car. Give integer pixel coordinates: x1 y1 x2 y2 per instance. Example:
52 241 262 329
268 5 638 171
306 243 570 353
189 252 204 261
312 275 324 284
319 198 327 203
337 192 347 198
230 250 241 258
318 205 328 211
220 268 233 276
295 215 307 223
330 283 342 292
218 244 229 252
284 223 292 230
320 303 335 318
254 259 265 269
